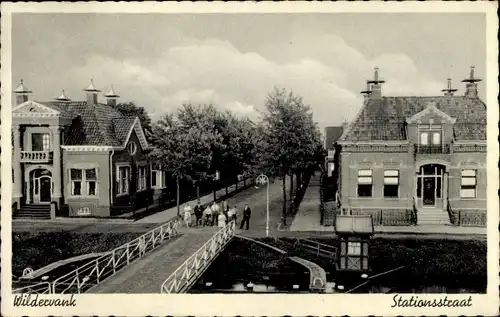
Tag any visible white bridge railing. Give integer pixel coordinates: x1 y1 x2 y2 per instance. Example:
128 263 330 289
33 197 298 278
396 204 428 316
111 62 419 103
161 221 236 293
12 281 52 294
12 218 182 294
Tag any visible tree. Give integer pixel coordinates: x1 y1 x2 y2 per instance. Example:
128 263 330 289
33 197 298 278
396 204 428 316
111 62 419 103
149 106 222 215
260 87 323 224
113 102 153 136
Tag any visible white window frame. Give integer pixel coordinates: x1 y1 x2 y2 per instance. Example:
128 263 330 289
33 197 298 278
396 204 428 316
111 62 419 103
383 169 399 198
357 169 373 197
31 133 51 151
460 169 477 199
347 241 362 256
432 132 441 145
116 163 131 196
151 164 166 189
327 149 335 158
69 167 98 197
420 132 429 146
136 163 147 192
327 162 335 177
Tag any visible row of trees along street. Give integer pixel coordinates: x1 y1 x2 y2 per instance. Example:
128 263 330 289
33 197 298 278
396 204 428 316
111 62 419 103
114 87 325 222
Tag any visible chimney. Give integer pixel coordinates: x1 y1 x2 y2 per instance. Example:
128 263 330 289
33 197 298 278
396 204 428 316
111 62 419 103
104 85 120 107
55 90 71 102
13 79 32 105
360 82 372 99
366 67 385 100
441 78 458 96
84 79 100 106
462 66 482 98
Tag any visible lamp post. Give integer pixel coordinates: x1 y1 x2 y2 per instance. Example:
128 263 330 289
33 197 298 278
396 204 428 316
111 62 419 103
256 174 270 237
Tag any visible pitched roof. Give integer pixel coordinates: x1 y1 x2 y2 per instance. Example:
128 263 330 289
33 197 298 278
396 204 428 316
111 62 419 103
40 101 141 147
324 126 344 150
340 96 487 142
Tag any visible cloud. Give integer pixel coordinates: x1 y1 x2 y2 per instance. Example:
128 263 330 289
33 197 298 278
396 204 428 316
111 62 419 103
59 33 444 132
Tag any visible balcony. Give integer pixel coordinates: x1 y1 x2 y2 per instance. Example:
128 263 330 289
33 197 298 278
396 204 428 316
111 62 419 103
20 151 53 163
414 144 451 155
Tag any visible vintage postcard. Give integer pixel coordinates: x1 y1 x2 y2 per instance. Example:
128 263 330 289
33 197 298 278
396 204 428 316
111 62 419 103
1 1 499 316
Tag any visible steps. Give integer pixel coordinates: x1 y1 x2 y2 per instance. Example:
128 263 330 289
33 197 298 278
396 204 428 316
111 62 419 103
417 208 450 225
13 204 51 219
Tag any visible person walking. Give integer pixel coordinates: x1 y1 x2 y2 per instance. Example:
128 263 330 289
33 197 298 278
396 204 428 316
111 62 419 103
218 212 227 228
194 201 203 226
222 201 230 224
232 205 238 223
240 204 251 230
211 202 220 226
227 207 235 224
203 205 212 227
183 203 192 228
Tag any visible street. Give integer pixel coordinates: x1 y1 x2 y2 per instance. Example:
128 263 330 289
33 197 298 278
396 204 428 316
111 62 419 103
12 176 293 237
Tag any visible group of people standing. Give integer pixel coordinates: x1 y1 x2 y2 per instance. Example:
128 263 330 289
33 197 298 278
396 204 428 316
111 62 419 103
183 200 252 230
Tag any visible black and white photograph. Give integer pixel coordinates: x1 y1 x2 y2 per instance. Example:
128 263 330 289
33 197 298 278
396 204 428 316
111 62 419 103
1 2 498 316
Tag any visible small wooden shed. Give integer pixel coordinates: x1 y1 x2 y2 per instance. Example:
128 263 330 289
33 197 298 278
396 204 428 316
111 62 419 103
335 215 374 272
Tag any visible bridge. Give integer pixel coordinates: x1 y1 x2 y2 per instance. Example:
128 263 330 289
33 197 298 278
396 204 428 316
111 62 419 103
13 178 326 294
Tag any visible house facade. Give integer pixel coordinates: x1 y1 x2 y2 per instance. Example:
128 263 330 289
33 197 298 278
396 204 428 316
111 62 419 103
336 67 487 226
11 80 167 219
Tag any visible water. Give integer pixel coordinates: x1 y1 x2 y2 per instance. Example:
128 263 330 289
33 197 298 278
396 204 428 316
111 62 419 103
189 238 486 294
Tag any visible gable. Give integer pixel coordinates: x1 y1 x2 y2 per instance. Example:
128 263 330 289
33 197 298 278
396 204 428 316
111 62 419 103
122 117 149 150
406 102 456 124
12 101 61 117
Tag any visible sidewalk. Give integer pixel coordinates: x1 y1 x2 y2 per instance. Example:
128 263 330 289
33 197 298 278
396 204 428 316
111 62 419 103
290 174 321 232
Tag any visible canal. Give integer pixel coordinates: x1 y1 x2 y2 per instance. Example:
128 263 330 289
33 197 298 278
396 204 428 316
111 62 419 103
189 237 486 294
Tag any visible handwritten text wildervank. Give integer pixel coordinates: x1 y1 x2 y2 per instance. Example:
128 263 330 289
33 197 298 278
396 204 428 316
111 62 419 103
13 294 76 307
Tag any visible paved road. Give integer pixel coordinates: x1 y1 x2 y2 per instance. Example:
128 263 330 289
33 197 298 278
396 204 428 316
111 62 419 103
13 176 292 236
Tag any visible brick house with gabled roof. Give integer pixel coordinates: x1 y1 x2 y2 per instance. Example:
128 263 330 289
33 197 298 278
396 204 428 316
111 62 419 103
336 67 487 226
12 80 167 219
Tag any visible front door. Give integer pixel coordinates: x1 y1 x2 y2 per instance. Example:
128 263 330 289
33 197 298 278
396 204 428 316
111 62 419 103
39 176 52 203
423 177 435 206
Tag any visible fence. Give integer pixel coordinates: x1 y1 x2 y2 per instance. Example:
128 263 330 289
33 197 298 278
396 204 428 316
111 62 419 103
12 281 52 294
109 176 255 220
12 218 181 294
350 209 414 226
160 221 236 294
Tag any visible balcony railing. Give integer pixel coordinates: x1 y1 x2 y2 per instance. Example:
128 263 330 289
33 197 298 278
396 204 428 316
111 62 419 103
20 151 53 163
414 144 450 154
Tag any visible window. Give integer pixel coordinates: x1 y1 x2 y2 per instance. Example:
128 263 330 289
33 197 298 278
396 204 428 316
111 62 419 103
118 166 130 195
432 132 441 145
127 142 137 155
70 169 82 196
357 169 372 197
327 162 335 177
32 133 50 151
327 149 335 158
461 169 477 198
137 165 147 191
86 169 97 196
70 168 97 196
383 170 399 198
151 164 165 189
347 241 362 256
420 132 429 145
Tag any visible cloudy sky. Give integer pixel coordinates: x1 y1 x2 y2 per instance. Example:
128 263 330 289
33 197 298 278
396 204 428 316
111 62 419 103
12 13 486 131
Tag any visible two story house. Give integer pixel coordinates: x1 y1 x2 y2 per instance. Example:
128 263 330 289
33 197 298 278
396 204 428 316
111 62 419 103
336 67 487 226
11 80 167 219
